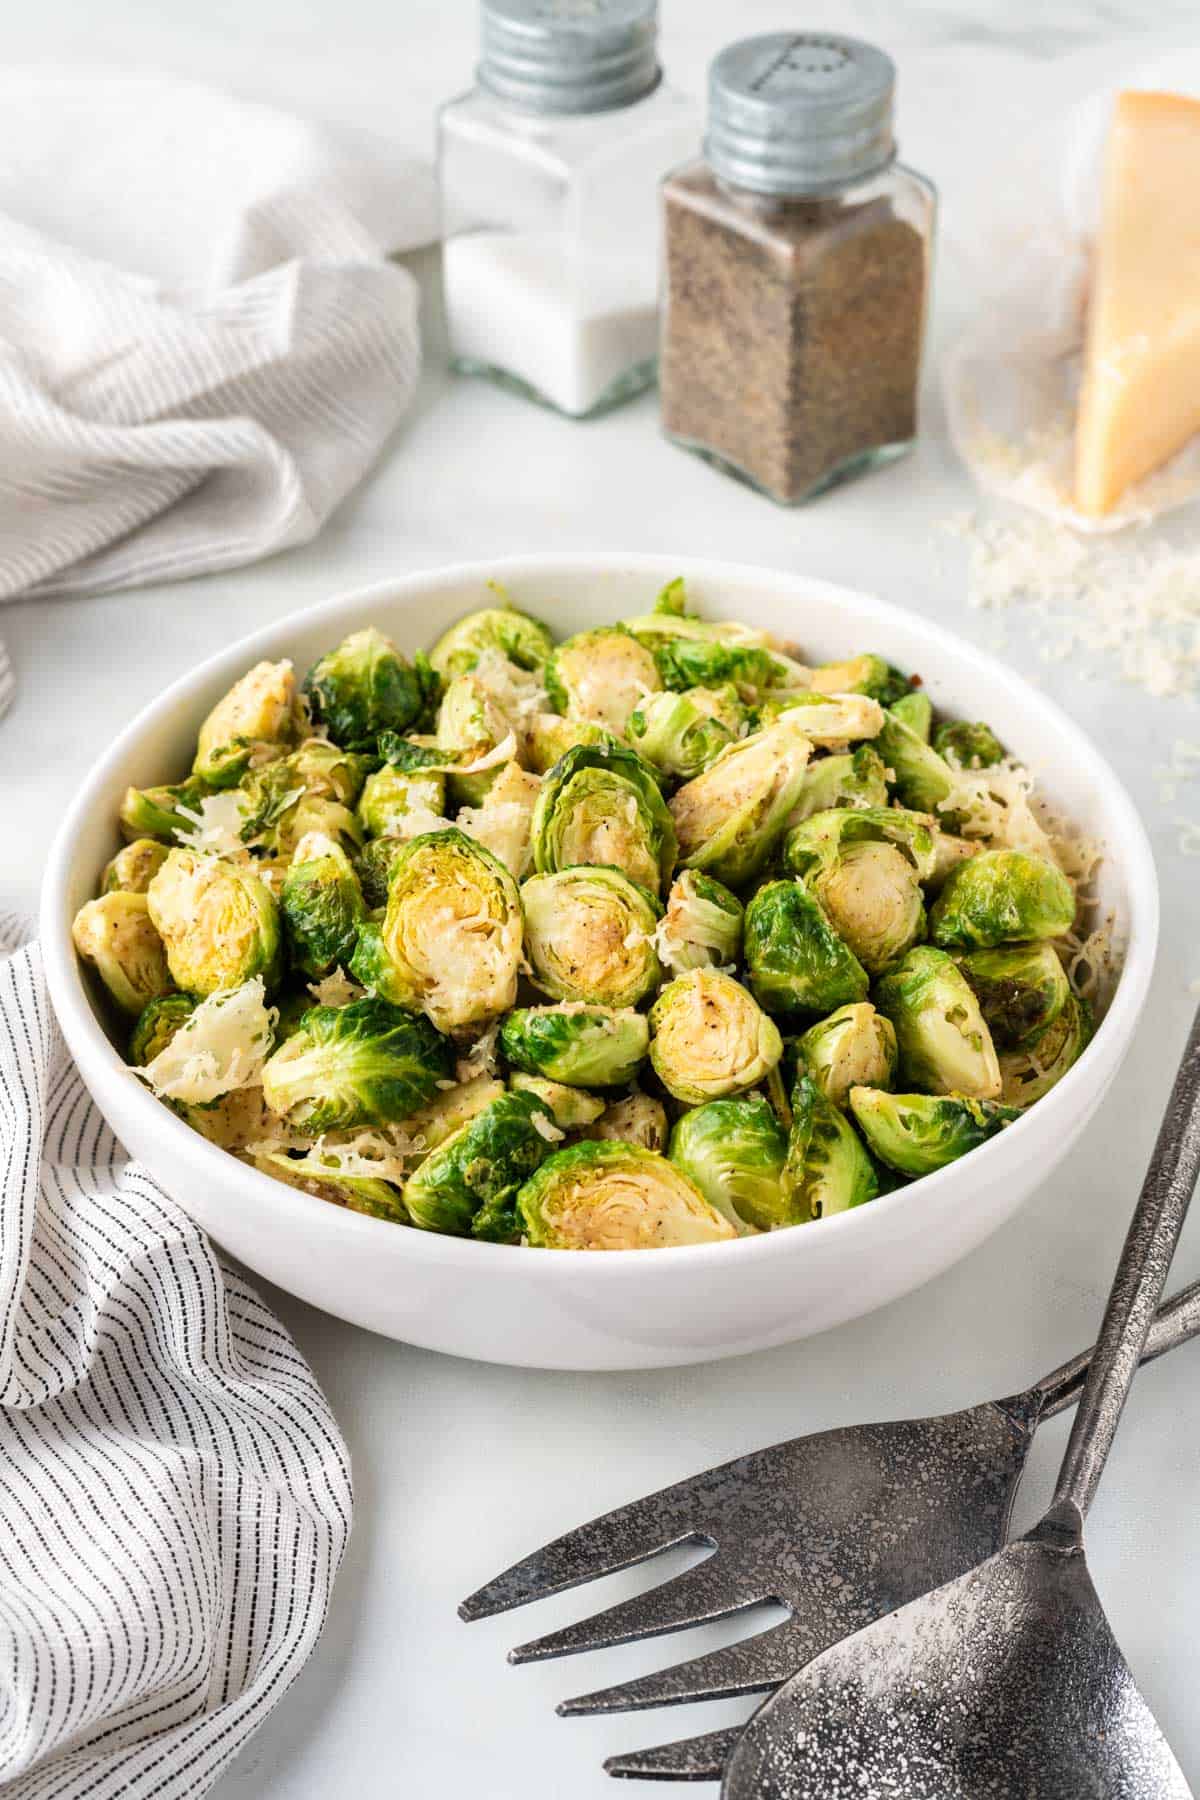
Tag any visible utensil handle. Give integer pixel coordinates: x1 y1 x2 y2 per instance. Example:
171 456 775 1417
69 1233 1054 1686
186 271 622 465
1051 1008 1200 1520
1034 1278 1200 1420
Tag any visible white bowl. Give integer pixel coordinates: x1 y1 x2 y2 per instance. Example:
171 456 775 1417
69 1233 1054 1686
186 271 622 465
41 555 1158 1370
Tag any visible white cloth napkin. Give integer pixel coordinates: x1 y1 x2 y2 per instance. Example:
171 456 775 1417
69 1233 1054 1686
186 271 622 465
0 66 435 707
0 915 353 1798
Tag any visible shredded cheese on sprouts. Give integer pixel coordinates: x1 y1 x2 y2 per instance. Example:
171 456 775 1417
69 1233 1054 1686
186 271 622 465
307 969 363 1008
173 791 252 859
136 978 277 1104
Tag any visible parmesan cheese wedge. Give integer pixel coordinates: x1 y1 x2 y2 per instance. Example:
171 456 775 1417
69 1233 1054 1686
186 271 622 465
1076 90 1200 516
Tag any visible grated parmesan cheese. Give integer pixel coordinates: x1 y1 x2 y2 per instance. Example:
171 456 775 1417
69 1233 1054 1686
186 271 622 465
173 791 252 859
136 977 277 1104
307 969 363 1008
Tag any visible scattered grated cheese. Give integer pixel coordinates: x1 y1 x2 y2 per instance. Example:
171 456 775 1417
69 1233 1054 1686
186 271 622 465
455 1020 500 1083
136 978 277 1104
307 969 363 1008
174 791 252 859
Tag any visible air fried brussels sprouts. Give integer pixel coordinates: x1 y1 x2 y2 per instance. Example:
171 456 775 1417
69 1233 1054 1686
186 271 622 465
303 627 429 750
796 1002 898 1109
809 653 911 706
435 673 516 807
787 745 889 826
522 866 662 1007
404 1089 558 1240
355 836 408 909
930 850 1076 950
743 878 869 1016
888 689 933 741
589 1091 669 1151
670 712 813 890
102 838 170 895
531 742 676 893
193 658 299 787
129 992 196 1065
509 1072 606 1130
667 1094 787 1232
119 778 210 843
524 712 616 774
280 837 366 980
875 946 1001 1099
999 993 1093 1106
253 1150 409 1223
649 969 783 1104
783 1074 880 1221
428 600 553 681
875 711 956 816
356 765 445 838
850 1088 1020 1176
934 719 1004 769
517 1141 736 1249
545 626 661 734
500 1004 650 1088
147 849 282 997
71 893 175 1016
952 942 1070 1048
627 686 742 781
656 870 744 975
261 995 453 1132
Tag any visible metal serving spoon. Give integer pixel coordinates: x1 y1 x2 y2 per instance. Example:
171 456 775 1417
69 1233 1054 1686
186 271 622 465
723 1007 1200 1800
461 1037 1200 1786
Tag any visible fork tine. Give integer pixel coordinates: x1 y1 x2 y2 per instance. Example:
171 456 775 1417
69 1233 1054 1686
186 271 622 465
558 1618 796 1715
459 1490 708 1623
604 1724 743 1782
511 1558 744 1666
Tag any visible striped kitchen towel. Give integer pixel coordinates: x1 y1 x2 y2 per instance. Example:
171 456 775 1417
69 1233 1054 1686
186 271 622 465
0 915 353 1798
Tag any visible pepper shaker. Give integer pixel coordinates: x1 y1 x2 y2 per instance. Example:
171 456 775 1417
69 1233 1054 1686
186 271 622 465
437 0 700 420
660 33 936 504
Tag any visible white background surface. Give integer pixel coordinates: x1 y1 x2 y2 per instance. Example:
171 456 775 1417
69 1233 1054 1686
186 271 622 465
4 3 1200 1795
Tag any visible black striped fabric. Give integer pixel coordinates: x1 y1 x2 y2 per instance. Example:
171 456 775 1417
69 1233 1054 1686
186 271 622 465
0 919 352 1797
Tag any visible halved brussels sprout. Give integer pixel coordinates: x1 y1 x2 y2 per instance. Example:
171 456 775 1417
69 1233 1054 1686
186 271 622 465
261 994 453 1132
147 849 282 997
531 742 676 894
102 838 170 895
355 836 407 909
357 765 445 839
180 1085 278 1152
129 992 196 1065
796 1002 898 1109
782 1074 880 1221
429 600 554 681
72 892 174 1016
509 1072 606 1130
743 878 869 1016
748 691 885 743
589 1091 669 1151
134 978 277 1104
876 712 956 815
517 1141 736 1249
929 850 1076 950
524 713 617 775
193 659 299 787
238 753 365 859
404 1090 558 1241
888 689 933 741
849 1087 1020 1176
351 828 522 1034
649 969 783 1104
457 761 541 880
408 1074 508 1152
670 713 813 890
786 805 938 882
999 993 1093 1106
286 740 372 806
874 945 1001 1099
667 1094 787 1232
656 870 744 976
280 837 366 980
627 687 742 781
500 1003 649 1088
787 746 889 826
810 842 925 976
934 719 1004 770
522 867 662 1007
436 672 515 807
809 653 911 706
303 627 428 750
545 626 661 734
952 942 1070 1049
252 1148 409 1223
622 609 785 695
119 778 210 844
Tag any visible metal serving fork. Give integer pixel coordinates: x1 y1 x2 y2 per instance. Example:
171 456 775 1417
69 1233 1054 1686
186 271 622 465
460 1275 1200 1783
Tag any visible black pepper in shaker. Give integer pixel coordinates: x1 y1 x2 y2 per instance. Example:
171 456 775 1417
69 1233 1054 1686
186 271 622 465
659 32 936 505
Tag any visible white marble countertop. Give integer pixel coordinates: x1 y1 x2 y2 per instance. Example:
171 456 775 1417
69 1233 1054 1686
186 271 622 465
5 3 1200 1795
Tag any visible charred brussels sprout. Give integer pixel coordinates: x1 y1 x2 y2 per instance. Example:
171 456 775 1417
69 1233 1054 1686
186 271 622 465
952 942 1070 1048
627 687 742 781
509 1072 605 1130
888 689 933 741
500 1004 649 1088
531 742 676 894
522 867 661 1007
261 995 452 1132
351 829 522 1034
590 1091 669 1151
788 745 889 826
147 849 282 997
743 878 869 1017
930 850 1076 950
667 1095 787 1233
809 653 911 707
657 871 744 976
999 993 1093 1106
252 1150 408 1223
357 765 445 838
850 1088 1020 1176
796 1002 898 1109
72 892 174 1016
875 712 956 816
649 969 782 1104
193 658 299 787
517 1141 735 1249
129 992 196 1065
524 713 617 775
545 626 661 735
118 778 210 844
875 946 1001 1099
428 601 553 681
280 838 366 980
102 838 170 895
355 836 407 909
303 627 427 750
934 719 1004 769
670 713 813 890
404 1090 558 1241
782 1074 880 1221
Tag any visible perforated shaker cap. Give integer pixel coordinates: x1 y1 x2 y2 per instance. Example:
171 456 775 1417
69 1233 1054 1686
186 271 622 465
705 32 896 194
478 0 661 115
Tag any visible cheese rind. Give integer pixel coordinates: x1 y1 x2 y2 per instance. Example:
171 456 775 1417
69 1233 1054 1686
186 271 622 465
1075 90 1200 516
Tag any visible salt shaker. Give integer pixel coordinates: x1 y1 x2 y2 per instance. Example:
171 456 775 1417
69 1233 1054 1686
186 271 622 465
660 33 936 504
437 0 699 420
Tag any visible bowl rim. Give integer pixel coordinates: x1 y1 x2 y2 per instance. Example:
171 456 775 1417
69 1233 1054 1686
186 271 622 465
40 551 1160 1279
